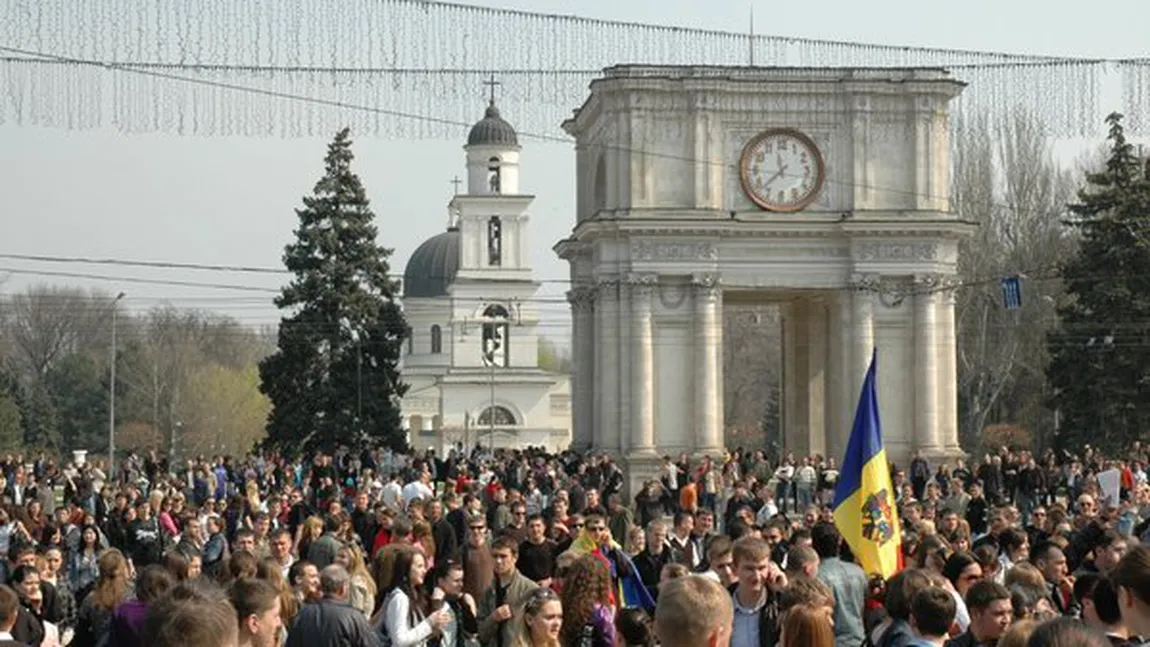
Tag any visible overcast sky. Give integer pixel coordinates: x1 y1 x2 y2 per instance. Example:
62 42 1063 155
1 0 1148 344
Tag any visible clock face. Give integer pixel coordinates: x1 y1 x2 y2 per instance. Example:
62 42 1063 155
739 128 825 212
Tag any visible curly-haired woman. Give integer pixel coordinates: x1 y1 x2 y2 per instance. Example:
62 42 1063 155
558 555 616 647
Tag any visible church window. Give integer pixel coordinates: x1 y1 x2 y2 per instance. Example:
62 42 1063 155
430 325 442 354
406 326 413 355
477 405 516 426
487 156 501 194
481 304 510 368
487 216 502 266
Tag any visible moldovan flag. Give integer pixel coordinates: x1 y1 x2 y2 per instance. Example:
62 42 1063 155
832 349 902 580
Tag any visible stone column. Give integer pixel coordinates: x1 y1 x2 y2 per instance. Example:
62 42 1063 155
807 298 828 458
595 278 621 454
628 273 657 453
851 274 878 399
914 275 941 451
937 278 961 452
566 286 595 450
693 273 722 454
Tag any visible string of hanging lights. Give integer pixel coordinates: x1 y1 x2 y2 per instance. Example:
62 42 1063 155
0 0 1144 138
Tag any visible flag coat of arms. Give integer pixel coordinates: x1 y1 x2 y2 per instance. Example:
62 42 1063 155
832 349 902 579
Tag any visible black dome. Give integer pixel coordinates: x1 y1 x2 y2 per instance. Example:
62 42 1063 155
467 104 519 147
403 229 460 299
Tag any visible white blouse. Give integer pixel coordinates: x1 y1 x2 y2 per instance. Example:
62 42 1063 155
376 589 435 647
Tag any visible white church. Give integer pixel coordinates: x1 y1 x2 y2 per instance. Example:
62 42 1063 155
398 100 572 453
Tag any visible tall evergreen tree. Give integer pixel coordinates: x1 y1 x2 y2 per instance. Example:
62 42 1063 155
1046 113 1150 454
259 128 409 454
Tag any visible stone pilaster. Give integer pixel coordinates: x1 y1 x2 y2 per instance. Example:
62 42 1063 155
566 286 596 451
937 276 962 454
913 275 941 451
594 278 620 453
627 273 657 454
693 273 722 455
850 273 878 398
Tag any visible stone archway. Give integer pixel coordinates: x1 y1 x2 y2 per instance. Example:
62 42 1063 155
557 66 971 491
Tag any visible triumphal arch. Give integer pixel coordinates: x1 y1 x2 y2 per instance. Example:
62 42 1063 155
555 66 971 488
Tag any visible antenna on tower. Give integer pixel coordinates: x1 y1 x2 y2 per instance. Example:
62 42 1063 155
748 2 755 66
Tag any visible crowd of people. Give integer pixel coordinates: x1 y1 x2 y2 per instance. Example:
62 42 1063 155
0 441 1146 647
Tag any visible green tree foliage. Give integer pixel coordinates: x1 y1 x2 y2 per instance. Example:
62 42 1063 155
22 381 60 451
1046 113 1150 454
43 353 108 451
0 394 22 452
537 338 571 373
259 128 409 455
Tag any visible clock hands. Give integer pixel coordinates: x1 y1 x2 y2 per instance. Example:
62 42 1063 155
763 165 788 189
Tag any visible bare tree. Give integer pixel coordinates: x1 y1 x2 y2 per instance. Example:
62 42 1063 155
2 285 116 378
723 305 781 447
952 112 1077 449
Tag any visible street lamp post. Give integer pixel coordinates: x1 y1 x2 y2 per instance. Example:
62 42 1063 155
108 292 126 478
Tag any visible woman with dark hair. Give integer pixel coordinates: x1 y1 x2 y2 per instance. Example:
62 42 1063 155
873 568 933 647
68 525 101 596
375 544 450 647
558 555 615 647
1111 544 1150 639
615 607 654 647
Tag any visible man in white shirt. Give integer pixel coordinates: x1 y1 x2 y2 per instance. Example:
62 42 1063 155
269 528 296 579
380 474 403 512
402 472 434 507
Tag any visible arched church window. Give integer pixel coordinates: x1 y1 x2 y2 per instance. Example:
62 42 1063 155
481 304 510 368
487 216 502 267
477 405 516 426
487 156 501 194
430 325 442 354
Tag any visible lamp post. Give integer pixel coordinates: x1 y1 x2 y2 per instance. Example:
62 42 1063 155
108 292 126 478
487 350 496 452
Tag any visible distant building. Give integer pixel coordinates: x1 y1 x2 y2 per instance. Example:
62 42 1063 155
399 99 571 453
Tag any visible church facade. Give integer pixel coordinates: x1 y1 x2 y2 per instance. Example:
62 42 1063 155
399 101 572 453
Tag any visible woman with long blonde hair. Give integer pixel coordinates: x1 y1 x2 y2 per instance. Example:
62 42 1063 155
337 543 377 617
557 555 615 647
511 587 562 647
73 549 131 647
257 556 299 643
296 516 323 559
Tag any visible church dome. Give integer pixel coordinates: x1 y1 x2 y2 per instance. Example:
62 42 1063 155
467 104 519 147
403 229 460 299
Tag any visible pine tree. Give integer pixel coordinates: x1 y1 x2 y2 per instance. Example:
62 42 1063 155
259 128 409 455
1046 113 1150 454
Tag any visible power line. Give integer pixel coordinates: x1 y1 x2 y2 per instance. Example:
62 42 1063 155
0 267 279 293
0 252 575 284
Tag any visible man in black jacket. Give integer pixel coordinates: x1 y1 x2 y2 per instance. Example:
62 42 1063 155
285 565 382 647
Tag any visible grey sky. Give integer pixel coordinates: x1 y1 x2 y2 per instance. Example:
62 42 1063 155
1 0 1147 341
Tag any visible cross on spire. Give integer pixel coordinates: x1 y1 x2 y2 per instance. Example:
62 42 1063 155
450 176 462 195
482 74 502 106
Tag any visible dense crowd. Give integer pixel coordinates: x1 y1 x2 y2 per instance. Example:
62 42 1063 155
0 442 1147 647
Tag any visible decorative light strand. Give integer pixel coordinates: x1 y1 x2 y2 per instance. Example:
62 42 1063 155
0 0 1141 137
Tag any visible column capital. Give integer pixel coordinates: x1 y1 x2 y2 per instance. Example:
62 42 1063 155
626 272 659 299
566 286 597 311
594 276 620 296
849 272 881 292
691 273 721 303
